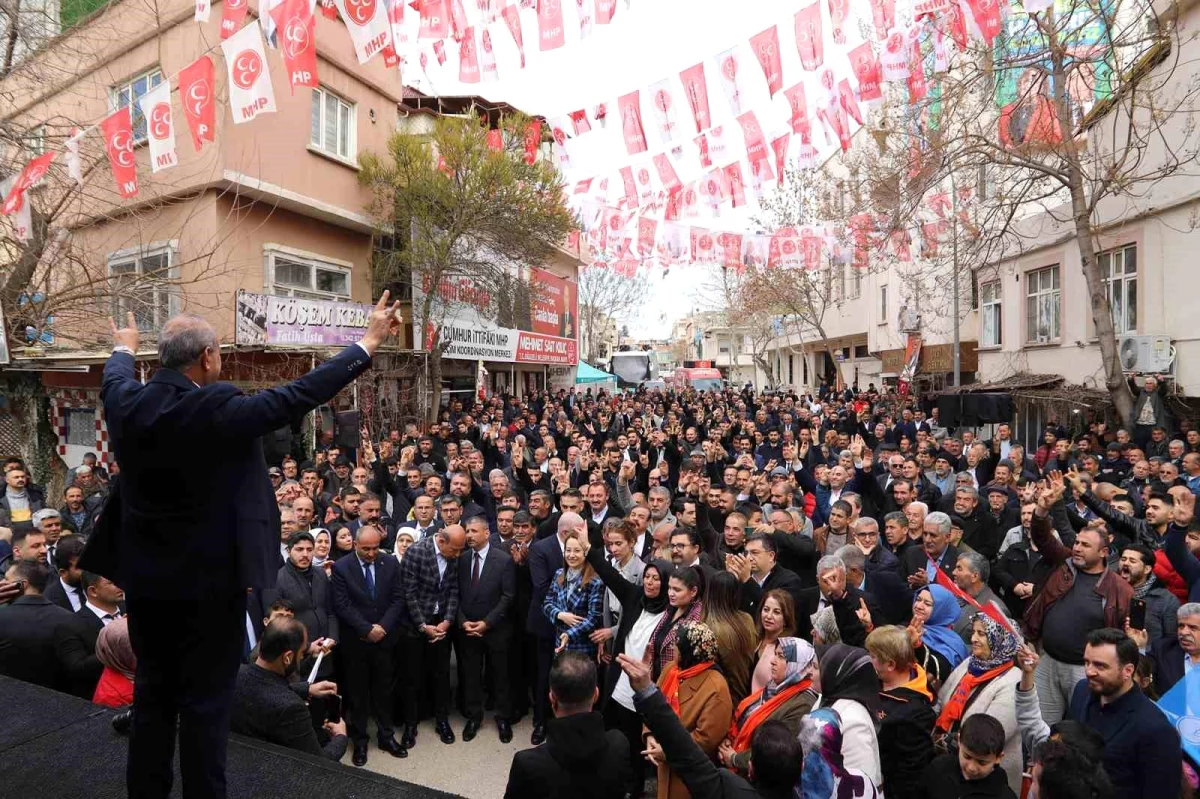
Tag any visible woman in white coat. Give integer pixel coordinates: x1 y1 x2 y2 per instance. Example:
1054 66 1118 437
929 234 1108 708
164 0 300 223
814 643 883 788
935 614 1023 794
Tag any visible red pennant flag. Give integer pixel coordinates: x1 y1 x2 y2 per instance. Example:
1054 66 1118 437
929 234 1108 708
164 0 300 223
178 56 216 152
794 3 823 71
945 2 968 49
486 129 503 151
736 111 769 168
783 82 810 136
448 0 468 38
933 567 1016 635
1 151 56 216
690 227 715 263
220 0 250 38
537 0 564 50
459 26 481 82
749 25 782 97
523 120 541 164
722 162 746 208
827 0 849 44
663 188 683 221
849 42 883 102
920 222 941 257
963 0 1002 44
652 153 682 193
800 226 824 269
419 0 449 37
568 109 590 134
319 0 338 19
595 0 615 23
679 63 712 134
869 0 895 39
272 0 318 93
891 229 912 261
771 133 790 187
838 79 863 126
637 217 657 258
501 3 526 66
717 232 743 269
618 166 637 207
100 106 139 198
432 39 447 63
908 38 928 102
617 91 648 155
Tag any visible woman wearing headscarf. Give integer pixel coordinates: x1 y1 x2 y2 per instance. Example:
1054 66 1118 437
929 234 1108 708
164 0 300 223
586 544 671 799
643 622 732 799
93 616 136 708
647 566 703 681
814 644 883 787
936 614 1023 794
797 708 881 799
907 585 968 695
719 636 817 773
311 528 332 575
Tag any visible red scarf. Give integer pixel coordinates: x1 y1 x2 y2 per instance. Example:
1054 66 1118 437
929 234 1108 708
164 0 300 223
660 661 715 715
935 663 1012 733
728 678 812 752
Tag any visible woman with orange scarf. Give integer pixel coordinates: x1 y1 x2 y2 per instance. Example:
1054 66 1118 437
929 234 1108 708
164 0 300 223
717 636 817 773
935 614 1023 794
643 621 732 799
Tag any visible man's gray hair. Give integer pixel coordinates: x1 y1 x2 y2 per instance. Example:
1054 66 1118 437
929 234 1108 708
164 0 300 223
32 508 60 528
488 469 507 482
955 485 979 501
907 501 928 516
838 449 853 460
1180 603 1200 619
834 545 865 573
158 314 219 370
855 516 879 532
649 486 672 500
816 554 846 575
925 511 953 535
958 551 990 584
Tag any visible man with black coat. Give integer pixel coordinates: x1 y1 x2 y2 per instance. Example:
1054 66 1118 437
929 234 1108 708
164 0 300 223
838 544 910 626
330 524 408 766
43 535 87 613
0 561 74 691
902 512 959 588
503 652 631 799
83 299 400 798
732 532 805 616
55 569 124 699
268 532 338 686
952 486 1002 561
457 516 516 743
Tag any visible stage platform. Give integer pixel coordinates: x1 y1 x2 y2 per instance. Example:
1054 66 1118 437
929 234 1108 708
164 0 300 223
0 675 460 798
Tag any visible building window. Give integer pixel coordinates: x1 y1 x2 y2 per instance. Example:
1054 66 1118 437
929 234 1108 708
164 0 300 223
65 409 97 447
1098 244 1136 335
269 251 352 299
1025 265 1060 343
112 68 164 144
310 87 356 162
980 280 1002 347
849 264 861 298
109 247 176 331
879 284 888 322
854 344 869 358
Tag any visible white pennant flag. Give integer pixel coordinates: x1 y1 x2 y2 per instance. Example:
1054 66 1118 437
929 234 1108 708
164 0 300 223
221 24 277 123
647 78 681 146
65 129 85 186
879 28 909 81
137 82 179 172
0 177 32 242
195 0 211 22
332 0 393 64
714 46 748 115
480 26 499 81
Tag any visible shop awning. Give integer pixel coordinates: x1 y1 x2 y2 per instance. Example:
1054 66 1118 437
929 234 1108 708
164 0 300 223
576 362 615 384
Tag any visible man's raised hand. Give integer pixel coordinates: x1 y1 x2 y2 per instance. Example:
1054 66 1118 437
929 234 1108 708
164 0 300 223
110 311 139 352
360 290 403 356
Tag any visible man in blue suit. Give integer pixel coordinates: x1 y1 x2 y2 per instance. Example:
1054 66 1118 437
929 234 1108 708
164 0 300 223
82 294 402 799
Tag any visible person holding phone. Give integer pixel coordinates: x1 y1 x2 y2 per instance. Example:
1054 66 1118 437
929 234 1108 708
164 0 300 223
1116 543 1179 645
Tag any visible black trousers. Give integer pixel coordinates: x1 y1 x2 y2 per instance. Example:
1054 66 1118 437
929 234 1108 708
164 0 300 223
402 623 451 725
459 626 512 721
604 700 646 799
126 592 245 799
532 635 555 726
342 636 395 744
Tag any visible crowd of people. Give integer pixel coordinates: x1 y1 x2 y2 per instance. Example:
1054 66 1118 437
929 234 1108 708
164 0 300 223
1 373 1198 799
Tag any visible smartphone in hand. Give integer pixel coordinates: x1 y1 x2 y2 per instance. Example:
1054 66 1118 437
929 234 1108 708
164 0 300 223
1129 598 1147 631
326 695 342 724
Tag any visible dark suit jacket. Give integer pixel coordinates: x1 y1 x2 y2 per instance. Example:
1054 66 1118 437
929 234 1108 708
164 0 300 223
861 569 913 625
267 562 339 677
82 346 371 600
503 711 631 799
231 663 347 761
43 577 82 613
330 554 404 643
526 534 564 640
1149 636 1187 695
796 585 879 647
740 564 805 617
456 545 516 633
54 606 106 699
0 595 75 691
902 544 959 582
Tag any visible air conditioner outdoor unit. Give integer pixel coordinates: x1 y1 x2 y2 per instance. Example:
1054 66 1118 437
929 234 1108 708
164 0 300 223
1118 335 1174 373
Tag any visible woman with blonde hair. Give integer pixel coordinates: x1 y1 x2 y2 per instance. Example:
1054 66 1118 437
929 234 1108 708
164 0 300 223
700 571 758 704
543 530 605 657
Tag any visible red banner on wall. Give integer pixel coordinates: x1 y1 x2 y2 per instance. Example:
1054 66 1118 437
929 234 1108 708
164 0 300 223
100 106 139 198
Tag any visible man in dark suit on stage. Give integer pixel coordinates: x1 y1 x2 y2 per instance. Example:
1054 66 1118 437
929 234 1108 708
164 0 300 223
81 295 402 799
457 516 516 743
330 524 407 766
0 560 74 692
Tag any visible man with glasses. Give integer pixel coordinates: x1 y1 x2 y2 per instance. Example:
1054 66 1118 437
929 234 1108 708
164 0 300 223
852 516 899 578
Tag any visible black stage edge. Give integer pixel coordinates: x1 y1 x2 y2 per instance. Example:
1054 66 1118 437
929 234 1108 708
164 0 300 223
0 675 460 798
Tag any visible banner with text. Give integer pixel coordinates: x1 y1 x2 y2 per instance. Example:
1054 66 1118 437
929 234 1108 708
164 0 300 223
235 291 373 347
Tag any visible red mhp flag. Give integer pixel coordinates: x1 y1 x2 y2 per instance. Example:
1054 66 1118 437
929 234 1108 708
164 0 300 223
827 0 849 44
100 106 139 198
690 227 715 263
963 0 1002 45
537 0 565 50
617 91 648 155
722 162 746 208
432 39 447 64
501 3 526 66
794 3 823 71
637 217 657 258
652 153 682 193
568 109 590 134
783 82 810 136
486 129 503 151
619 166 636 207
920 221 942 257
736 111 769 169
717 232 743 269
1 151 56 215
849 42 882 102
749 25 782 97
178 55 216 151
447 0 467 38
838 79 863 126
523 120 541 164
220 0 250 39
679 62 712 133
595 0 616 24
419 0 449 37
933 567 1016 635
868 0 895 39
771 133 790 187
459 26 481 82
272 0 318 93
